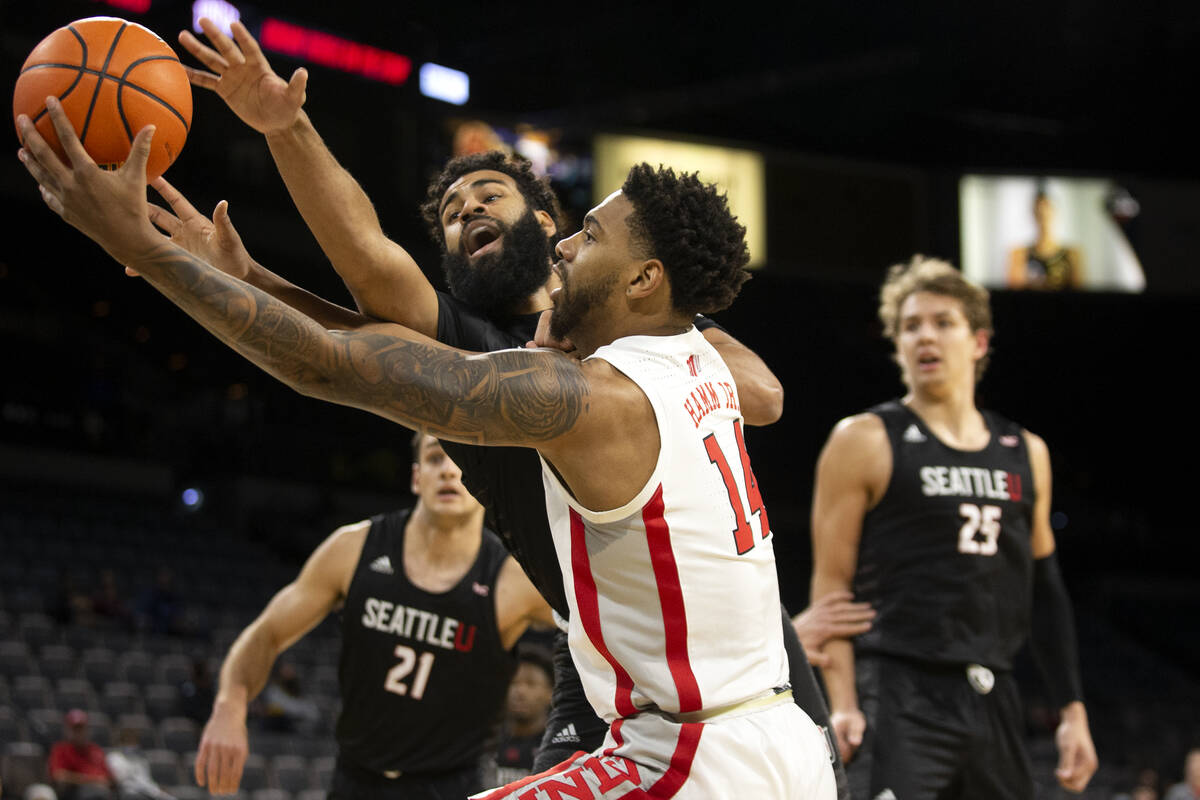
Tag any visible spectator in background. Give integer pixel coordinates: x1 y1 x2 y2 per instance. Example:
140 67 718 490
47 710 113 800
1166 749 1200 800
494 644 554 785
134 567 182 637
259 663 321 735
177 658 215 724
24 784 58 800
91 570 132 631
105 727 173 800
50 574 93 628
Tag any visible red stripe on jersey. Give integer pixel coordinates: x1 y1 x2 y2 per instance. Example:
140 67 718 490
645 722 704 798
603 718 625 757
571 509 638 717
643 485 703 713
610 722 704 799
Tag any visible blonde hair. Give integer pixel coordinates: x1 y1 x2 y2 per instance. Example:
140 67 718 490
878 255 993 382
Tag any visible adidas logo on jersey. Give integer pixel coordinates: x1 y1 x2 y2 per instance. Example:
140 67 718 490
550 723 580 744
472 581 490 596
1000 434 1020 447
369 555 394 575
903 424 927 443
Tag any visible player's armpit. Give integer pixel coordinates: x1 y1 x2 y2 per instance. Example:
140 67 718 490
700 326 784 425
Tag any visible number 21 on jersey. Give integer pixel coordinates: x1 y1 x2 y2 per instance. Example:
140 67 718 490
704 420 770 555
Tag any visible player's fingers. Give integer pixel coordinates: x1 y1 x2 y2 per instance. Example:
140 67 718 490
178 30 229 73
125 266 141 277
193 741 209 786
198 17 245 65
182 65 221 92
151 176 201 220
806 650 831 668
16 143 60 195
816 589 855 606
147 203 183 235
221 746 245 795
213 200 242 245
39 184 65 216
287 68 309 107
43 97 94 168
229 20 266 61
122 126 155 181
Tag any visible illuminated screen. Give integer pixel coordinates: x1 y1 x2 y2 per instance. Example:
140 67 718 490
960 174 1145 292
592 134 766 268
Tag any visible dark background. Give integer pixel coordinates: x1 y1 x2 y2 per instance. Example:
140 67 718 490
2 0 1198 794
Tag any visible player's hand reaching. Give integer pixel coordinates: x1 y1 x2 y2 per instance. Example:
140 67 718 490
791 590 875 667
830 708 866 764
16 97 162 268
137 176 256 280
179 18 307 134
195 700 250 795
1054 702 1098 793
525 308 578 357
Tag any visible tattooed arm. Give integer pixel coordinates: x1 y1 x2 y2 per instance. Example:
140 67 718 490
16 104 656 509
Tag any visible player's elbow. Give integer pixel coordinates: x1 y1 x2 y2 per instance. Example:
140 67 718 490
741 379 784 426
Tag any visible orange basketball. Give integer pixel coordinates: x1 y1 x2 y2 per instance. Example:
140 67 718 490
13 16 191 181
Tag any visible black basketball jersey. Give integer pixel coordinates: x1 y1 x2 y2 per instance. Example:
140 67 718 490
336 508 517 775
435 291 569 618
853 400 1036 670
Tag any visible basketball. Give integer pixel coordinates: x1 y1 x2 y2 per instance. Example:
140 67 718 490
13 16 191 181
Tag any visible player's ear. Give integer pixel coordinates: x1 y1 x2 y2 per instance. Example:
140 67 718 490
410 462 420 496
534 209 557 239
973 328 990 360
627 258 665 300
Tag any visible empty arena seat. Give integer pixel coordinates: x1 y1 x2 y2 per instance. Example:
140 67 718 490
159 717 199 753
145 749 182 786
271 755 310 794
38 644 78 681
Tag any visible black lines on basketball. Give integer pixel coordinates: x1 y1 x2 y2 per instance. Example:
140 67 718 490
80 21 128 146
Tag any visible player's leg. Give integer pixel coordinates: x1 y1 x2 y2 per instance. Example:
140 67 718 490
959 671 1035 800
848 656 966 800
532 628 608 771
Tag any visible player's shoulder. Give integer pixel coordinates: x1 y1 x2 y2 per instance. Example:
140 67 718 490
828 411 889 449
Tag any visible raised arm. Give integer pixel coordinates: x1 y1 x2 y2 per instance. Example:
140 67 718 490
700 326 784 425
810 413 889 763
196 521 364 794
178 18 439 334
18 107 586 448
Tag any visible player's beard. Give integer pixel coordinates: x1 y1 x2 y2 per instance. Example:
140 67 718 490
549 267 618 342
441 209 554 317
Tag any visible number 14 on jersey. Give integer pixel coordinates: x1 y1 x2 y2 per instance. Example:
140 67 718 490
704 420 770 555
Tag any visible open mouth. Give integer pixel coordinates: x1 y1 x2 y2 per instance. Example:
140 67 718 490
464 219 502 257
917 354 941 370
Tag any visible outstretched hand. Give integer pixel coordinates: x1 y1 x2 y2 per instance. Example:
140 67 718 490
16 97 163 267
132 177 256 280
179 18 307 134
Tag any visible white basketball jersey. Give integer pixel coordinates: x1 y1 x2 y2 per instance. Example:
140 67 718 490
540 327 788 722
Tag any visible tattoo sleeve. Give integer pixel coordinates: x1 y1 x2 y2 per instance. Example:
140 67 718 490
134 242 589 445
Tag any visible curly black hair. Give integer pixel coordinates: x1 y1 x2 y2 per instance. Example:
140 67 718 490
620 164 750 316
419 151 566 249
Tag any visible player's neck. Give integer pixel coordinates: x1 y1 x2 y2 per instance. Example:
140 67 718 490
404 504 484 591
903 387 988 450
571 311 693 358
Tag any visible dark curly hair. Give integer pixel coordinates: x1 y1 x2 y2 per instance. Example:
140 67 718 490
620 164 750 316
419 151 566 249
